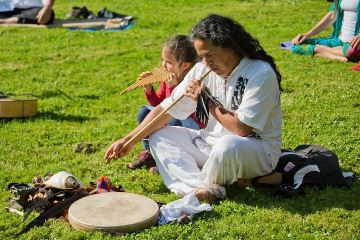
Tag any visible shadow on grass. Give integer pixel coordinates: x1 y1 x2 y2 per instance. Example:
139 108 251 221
153 182 172 195
38 89 75 100
37 111 95 122
38 90 100 100
77 94 100 100
0 112 94 123
224 182 359 215
281 88 294 94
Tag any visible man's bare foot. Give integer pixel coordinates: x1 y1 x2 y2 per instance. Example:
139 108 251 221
235 172 282 188
236 178 252 188
194 188 217 204
256 172 282 185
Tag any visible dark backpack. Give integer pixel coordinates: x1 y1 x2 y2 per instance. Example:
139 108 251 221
273 145 355 196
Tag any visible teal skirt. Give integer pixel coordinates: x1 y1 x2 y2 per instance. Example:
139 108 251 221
291 37 349 56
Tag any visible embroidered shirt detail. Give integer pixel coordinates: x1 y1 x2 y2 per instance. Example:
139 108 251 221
231 76 248 110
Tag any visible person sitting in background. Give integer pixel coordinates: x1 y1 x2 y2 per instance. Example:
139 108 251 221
126 35 202 173
0 0 55 25
291 0 360 62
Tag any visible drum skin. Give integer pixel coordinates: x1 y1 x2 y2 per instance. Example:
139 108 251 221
68 192 159 233
0 96 37 118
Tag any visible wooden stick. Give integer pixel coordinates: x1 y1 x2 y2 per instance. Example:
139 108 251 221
122 69 211 150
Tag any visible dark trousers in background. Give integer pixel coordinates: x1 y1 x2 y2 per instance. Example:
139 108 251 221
0 8 54 24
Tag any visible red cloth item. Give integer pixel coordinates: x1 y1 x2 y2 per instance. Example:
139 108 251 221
144 82 204 129
145 81 176 106
351 62 360 71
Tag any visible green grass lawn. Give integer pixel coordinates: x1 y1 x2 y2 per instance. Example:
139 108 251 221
1 0 359 239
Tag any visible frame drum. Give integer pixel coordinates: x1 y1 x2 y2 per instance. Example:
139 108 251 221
68 192 159 233
0 96 37 118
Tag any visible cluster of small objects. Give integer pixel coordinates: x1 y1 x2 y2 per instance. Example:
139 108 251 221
6 173 127 220
6 172 129 237
6 173 87 221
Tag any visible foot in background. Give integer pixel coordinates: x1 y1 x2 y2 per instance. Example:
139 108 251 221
127 149 156 170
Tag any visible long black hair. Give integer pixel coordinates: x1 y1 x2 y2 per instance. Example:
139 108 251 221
190 14 282 90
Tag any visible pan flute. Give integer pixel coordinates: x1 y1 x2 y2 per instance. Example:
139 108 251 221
120 66 171 95
0 96 38 118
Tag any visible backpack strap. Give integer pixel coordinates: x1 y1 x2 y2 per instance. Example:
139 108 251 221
293 165 320 189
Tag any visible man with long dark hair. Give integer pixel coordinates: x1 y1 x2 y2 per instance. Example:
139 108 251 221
105 14 282 202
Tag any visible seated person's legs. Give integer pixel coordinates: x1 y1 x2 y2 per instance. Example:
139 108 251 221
256 172 282 185
168 116 200 130
137 106 152 149
18 7 54 24
180 117 200 130
168 118 182 126
198 135 275 201
0 9 21 23
128 106 156 170
291 37 349 61
236 171 282 188
0 16 18 24
130 107 194 171
314 45 347 61
0 8 54 24
210 136 273 183
137 106 152 123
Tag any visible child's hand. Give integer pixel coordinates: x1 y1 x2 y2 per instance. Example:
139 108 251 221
164 73 179 88
138 71 153 93
292 32 310 45
144 84 153 93
138 71 152 80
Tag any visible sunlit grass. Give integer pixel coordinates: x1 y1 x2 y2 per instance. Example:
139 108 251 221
0 0 359 239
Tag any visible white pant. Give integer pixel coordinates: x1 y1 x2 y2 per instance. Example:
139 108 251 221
149 126 274 198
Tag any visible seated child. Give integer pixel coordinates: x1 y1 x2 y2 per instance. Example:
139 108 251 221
127 35 202 172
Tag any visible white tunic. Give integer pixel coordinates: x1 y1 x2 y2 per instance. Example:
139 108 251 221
340 0 360 42
150 58 282 198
